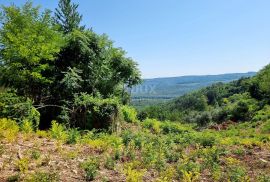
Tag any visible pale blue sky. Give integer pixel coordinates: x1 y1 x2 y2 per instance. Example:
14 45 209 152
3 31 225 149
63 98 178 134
1 0 270 78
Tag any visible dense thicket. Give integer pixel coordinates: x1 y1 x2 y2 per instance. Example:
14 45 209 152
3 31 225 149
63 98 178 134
141 65 270 126
0 1 141 130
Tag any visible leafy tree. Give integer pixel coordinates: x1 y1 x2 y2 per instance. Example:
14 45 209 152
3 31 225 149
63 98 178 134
254 64 270 99
0 2 64 102
54 0 84 33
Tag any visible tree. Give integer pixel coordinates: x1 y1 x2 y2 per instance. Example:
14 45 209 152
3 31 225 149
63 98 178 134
54 0 84 33
254 64 270 99
0 2 64 102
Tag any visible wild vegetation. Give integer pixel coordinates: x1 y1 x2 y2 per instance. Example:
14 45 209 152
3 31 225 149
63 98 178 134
141 65 270 127
0 0 270 182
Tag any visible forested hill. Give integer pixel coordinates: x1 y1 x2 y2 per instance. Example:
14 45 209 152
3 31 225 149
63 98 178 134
131 72 256 108
140 64 270 126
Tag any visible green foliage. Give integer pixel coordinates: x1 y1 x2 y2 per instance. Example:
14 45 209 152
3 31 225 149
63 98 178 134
21 120 33 134
124 163 146 182
255 64 270 98
25 171 59 182
261 120 270 134
0 91 40 128
122 105 138 123
30 150 41 160
15 157 29 173
104 155 115 170
72 93 122 131
0 2 64 100
50 121 68 142
0 1 141 131
66 128 81 144
80 157 99 181
177 159 200 181
252 105 270 122
54 0 84 33
0 118 19 142
7 174 20 182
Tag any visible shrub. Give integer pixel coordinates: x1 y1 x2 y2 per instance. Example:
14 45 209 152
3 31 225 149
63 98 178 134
73 94 122 133
196 131 217 147
104 155 115 170
0 118 19 142
7 174 20 182
21 120 34 140
15 158 29 173
261 120 270 134
142 118 161 134
0 91 40 128
36 130 49 138
66 128 81 144
252 105 270 122
177 159 200 181
50 121 68 142
227 166 248 182
31 150 41 160
21 120 33 134
124 164 146 182
121 105 138 123
160 121 190 134
80 157 99 181
25 171 59 182
157 166 176 182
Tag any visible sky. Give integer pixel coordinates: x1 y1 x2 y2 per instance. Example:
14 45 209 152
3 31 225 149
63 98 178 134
1 0 270 78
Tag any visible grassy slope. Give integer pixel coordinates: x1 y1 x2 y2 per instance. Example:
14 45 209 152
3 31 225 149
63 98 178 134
0 119 269 182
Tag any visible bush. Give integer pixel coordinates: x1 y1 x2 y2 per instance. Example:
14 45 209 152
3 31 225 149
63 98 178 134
160 121 190 134
21 120 34 140
261 120 270 134
15 158 29 173
142 118 161 134
196 132 217 147
67 128 81 144
0 118 19 142
0 91 40 128
104 155 115 170
121 105 138 123
25 171 59 182
73 93 122 132
252 105 270 122
80 157 99 181
124 163 146 182
50 121 68 142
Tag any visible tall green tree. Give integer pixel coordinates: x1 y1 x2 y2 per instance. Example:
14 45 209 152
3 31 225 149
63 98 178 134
54 0 84 33
0 2 64 102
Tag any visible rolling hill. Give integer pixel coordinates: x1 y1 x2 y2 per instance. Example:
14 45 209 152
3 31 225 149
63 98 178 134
131 72 256 109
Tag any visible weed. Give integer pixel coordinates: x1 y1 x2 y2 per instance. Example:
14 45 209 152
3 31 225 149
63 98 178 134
105 155 115 170
124 163 146 182
0 118 19 142
0 144 5 156
36 130 48 138
25 171 59 182
7 174 20 182
21 120 33 140
30 149 41 160
80 157 99 181
66 128 81 144
50 121 68 142
157 166 176 182
15 157 29 173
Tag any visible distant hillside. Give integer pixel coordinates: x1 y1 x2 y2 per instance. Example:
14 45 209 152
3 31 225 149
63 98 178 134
131 72 256 108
